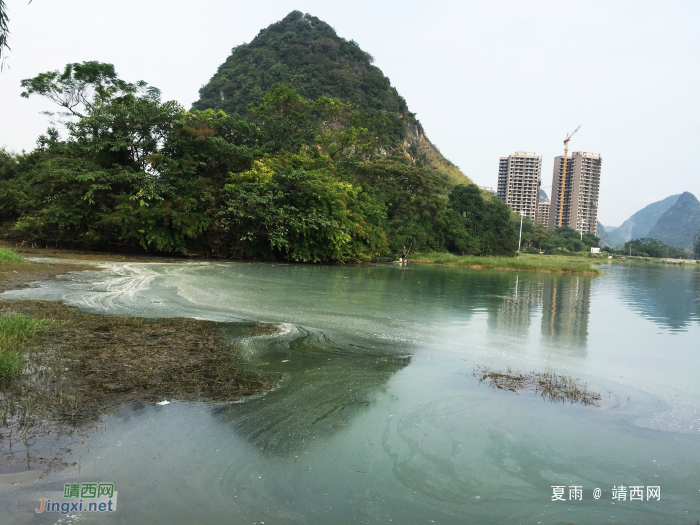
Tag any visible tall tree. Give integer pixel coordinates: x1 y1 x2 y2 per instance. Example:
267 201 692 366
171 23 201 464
0 0 31 70
0 0 10 69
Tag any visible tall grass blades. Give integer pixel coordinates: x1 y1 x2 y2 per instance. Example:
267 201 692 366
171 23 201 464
0 248 23 263
0 313 53 380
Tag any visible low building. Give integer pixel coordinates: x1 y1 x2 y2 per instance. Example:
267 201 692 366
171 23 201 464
537 201 550 227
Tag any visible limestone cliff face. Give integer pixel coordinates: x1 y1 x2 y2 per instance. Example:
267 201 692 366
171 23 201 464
404 120 468 185
193 10 471 186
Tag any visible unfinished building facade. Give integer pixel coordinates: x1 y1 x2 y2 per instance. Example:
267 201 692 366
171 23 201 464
537 201 551 227
548 151 602 234
497 152 542 221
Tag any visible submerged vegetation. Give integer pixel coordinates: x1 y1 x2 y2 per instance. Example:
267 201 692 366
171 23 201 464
0 301 271 442
410 252 603 274
473 366 602 406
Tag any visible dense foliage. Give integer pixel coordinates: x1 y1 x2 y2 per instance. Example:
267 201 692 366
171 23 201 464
193 11 469 185
195 11 408 122
1 63 518 262
616 238 687 258
517 220 601 254
194 10 410 157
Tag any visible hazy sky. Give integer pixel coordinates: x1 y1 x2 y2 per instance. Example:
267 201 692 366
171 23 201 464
1 0 698 226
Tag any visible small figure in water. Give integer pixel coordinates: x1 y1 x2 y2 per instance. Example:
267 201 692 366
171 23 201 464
401 245 408 263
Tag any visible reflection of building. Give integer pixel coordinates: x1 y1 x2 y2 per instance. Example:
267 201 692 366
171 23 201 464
548 151 602 233
537 201 550 227
541 276 591 348
497 152 542 221
487 276 542 336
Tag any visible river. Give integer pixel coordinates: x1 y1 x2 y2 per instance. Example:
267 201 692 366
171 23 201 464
1 260 698 524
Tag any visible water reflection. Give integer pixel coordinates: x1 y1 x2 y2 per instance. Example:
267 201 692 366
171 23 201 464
482 273 592 353
2 261 700 524
618 265 700 331
540 276 592 354
486 275 542 337
216 323 410 455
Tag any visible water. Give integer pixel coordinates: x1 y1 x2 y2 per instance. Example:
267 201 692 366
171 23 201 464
1 260 699 524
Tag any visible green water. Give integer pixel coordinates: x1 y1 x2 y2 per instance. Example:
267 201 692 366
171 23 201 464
1 261 699 524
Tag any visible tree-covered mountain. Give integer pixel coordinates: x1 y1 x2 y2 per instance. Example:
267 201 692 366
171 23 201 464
1 14 519 262
599 194 680 247
647 192 700 248
193 10 468 186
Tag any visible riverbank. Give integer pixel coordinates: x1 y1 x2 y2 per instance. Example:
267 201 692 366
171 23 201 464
0 258 95 294
0 250 272 470
0 300 272 469
3 242 608 275
623 255 699 265
408 252 604 274
1 242 183 263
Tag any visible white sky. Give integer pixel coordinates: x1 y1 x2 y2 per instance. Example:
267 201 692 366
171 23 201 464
1 0 698 226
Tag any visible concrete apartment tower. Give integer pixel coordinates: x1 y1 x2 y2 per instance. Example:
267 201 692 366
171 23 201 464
548 152 602 234
497 152 542 221
537 201 550 227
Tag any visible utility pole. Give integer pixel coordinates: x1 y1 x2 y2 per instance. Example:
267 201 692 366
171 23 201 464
557 126 581 227
518 212 524 253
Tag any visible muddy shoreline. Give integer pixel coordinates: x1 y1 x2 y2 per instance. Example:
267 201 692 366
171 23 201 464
0 254 274 473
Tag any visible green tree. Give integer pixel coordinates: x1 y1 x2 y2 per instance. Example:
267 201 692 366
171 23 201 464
693 234 700 259
21 61 135 118
449 184 485 236
624 238 686 258
0 0 29 70
4 63 522 260
220 153 387 262
21 62 183 171
0 0 9 69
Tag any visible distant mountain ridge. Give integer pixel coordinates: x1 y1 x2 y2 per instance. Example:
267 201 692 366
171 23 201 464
193 10 469 185
599 194 680 247
599 192 700 249
647 192 700 248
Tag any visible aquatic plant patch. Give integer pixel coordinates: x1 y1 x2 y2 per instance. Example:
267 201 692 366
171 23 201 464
0 300 272 464
0 312 55 380
473 366 601 406
0 248 23 263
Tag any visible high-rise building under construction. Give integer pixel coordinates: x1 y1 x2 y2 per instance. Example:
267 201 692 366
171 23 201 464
497 152 541 221
548 151 602 234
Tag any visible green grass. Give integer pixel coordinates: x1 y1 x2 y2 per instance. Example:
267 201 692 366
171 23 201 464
409 252 603 274
0 313 53 380
0 248 23 263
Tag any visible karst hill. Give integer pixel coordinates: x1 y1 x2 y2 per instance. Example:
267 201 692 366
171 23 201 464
193 10 469 186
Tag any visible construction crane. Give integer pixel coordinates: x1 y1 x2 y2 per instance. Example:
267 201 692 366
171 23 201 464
557 125 581 227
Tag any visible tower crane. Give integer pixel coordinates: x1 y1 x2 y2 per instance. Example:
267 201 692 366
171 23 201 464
557 125 581 227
